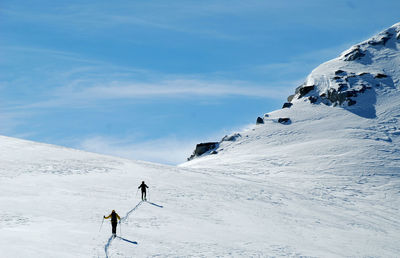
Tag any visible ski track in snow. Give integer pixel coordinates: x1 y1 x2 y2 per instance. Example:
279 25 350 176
104 235 114 258
120 201 144 223
104 200 163 257
104 201 143 257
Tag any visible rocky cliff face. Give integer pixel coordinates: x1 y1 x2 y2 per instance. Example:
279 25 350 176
187 133 242 161
187 142 219 161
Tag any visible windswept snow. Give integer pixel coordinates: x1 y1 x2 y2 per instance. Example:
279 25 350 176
2 23 400 257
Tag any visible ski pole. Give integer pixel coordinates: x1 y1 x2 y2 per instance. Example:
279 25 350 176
119 221 122 236
135 188 139 198
99 217 104 232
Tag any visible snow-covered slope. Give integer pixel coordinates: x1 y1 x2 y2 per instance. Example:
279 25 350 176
2 23 400 257
2 135 270 257
181 22 400 255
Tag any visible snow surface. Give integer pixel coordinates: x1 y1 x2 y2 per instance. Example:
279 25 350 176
1 23 400 257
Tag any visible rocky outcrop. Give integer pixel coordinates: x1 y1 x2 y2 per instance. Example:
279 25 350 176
308 96 318 104
256 117 264 124
282 102 293 109
278 118 291 124
329 70 387 107
368 31 392 46
221 133 241 142
335 70 347 76
342 46 365 61
286 67 391 109
298 85 315 98
326 89 348 105
317 72 375 106
347 99 357 106
187 142 219 161
188 133 243 161
375 73 388 78
286 84 315 103
337 84 348 91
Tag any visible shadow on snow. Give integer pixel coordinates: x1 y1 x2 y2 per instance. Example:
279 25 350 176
145 201 163 208
117 236 138 245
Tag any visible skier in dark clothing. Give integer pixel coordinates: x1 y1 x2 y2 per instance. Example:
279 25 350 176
138 181 149 201
104 210 121 236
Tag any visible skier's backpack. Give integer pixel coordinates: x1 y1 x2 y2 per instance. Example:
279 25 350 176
111 212 117 223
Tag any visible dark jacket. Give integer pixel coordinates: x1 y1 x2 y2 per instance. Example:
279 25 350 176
138 183 149 191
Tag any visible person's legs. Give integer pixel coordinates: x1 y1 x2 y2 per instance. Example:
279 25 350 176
141 191 144 200
112 222 117 235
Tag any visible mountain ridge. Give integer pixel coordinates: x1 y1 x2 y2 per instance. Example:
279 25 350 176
185 22 400 164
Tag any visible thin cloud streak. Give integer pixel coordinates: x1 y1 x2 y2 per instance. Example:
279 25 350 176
0 45 152 77
77 135 199 165
0 44 298 111
0 76 296 112
76 120 255 165
57 79 294 100
2 2 240 40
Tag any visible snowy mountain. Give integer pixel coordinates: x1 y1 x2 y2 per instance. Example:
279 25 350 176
186 22 400 169
2 23 400 257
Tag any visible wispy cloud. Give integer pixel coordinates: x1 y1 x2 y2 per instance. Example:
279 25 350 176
52 78 294 101
0 45 98 64
77 135 199 165
0 42 296 109
75 120 256 165
2 2 242 40
4 77 293 111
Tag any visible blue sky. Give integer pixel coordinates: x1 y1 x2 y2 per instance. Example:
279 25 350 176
1 0 399 164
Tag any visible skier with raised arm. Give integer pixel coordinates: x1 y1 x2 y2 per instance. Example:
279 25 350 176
104 210 121 237
138 181 149 201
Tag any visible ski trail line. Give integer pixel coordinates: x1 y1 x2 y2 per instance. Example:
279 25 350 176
120 200 144 223
104 235 113 258
104 201 143 257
